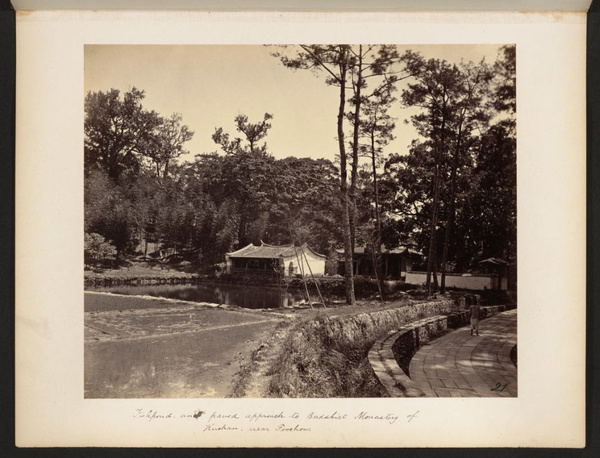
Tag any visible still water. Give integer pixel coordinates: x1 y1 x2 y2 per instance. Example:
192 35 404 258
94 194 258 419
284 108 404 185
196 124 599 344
90 282 306 309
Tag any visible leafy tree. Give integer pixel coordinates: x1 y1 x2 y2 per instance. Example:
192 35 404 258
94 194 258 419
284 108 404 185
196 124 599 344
438 60 494 293
346 45 402 255
84 169 139 257
143 113 194 180
272 45 356 303
177 155 240 266
400 53 463 294
267 156 341 254
184 152 341 268
212 113 277 247
492 45 516 114
212 113 273 155
386 49 515 294
84 88 162 181
154 177 195 255
352 84 397 298
461 46 516 281
82 47 516 295
272 45 403 304
85 88 194 183
469 121 516 260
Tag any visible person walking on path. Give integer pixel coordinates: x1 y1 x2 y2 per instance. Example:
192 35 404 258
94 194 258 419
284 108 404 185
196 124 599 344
470 302 481 336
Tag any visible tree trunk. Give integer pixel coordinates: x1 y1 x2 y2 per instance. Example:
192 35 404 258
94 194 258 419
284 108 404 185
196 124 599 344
426 92 447 297
440 122 463 294
341 195 355 305
349 45 364 256
370 131 385 300
238 212 247 247
426 163 441 296
336 52 355 305
164 160 170 180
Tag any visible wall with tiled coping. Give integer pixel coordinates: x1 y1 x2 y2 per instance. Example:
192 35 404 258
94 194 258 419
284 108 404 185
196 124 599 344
405 271 508 290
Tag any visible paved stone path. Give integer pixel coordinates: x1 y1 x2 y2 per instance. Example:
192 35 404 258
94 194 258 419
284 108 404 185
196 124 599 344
409 309 517 397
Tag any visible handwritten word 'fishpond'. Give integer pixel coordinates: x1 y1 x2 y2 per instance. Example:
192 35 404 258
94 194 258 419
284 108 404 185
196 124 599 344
133 409 173 421
354 411 399 425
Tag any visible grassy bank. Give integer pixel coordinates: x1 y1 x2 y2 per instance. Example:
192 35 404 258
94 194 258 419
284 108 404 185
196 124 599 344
263 298 456 398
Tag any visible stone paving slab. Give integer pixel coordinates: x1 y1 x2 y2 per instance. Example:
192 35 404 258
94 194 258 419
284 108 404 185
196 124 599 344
366 317 451 397
409 309 517 397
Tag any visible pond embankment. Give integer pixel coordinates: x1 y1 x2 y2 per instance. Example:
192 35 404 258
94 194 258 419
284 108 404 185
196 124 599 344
249 298 457 398
84 264 408 300
85 272 202 288
85 264 512 306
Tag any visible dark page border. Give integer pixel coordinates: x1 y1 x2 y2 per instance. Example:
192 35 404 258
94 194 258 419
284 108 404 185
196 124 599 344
3 2 599 456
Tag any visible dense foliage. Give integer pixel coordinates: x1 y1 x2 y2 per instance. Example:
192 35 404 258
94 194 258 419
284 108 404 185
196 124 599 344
84 45 516 294
84 92 342 268
380 46 516 292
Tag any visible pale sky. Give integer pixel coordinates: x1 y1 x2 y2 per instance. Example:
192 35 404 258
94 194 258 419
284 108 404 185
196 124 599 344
84 44 507 164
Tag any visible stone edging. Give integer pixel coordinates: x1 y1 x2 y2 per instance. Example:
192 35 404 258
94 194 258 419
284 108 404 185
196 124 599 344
368 305 508 397
368 316 446 397
84 275 201 287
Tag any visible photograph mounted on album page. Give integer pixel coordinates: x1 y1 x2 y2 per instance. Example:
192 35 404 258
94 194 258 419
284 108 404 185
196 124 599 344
15 10 586 448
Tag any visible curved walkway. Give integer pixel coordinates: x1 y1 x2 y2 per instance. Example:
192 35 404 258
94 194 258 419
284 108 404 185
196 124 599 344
408 309 517 397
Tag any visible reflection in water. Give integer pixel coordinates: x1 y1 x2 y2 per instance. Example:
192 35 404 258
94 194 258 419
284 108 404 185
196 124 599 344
89 282 305 309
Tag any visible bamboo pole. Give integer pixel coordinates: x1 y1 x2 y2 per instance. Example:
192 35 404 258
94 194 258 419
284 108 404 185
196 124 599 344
301 247 326 308
292 243 313 309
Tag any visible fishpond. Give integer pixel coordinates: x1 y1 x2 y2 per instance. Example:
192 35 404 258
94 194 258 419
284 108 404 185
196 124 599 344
89 282 307 309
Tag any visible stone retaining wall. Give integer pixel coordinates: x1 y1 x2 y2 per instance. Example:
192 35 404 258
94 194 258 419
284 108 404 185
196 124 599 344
318 299 456 360
266 298 458 397
368 305 508 396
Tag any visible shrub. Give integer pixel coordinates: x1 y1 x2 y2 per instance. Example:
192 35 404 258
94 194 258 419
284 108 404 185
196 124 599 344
84 232 117 265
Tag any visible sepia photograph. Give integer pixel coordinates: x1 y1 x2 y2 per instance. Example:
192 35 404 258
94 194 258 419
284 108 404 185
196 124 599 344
15 7 588 446
83 44 517 400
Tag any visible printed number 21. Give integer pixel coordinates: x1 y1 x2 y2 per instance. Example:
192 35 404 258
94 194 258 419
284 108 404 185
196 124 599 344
491 382 509 392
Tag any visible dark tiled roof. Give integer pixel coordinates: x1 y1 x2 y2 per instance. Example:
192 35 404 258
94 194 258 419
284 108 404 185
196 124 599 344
227 242 326 259
336 245 422 256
